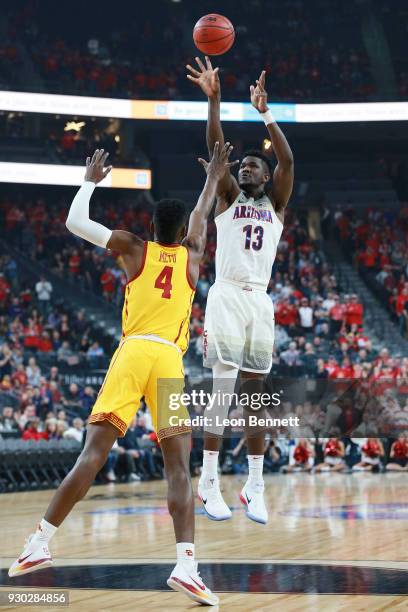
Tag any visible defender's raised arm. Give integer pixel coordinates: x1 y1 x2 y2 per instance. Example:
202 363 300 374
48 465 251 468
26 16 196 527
65 149 143 256
183 141 238 262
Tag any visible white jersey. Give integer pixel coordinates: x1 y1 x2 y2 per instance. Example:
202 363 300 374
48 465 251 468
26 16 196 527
215 191 283 291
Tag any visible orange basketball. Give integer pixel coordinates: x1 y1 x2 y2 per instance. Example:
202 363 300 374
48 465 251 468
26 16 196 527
193 14 235 56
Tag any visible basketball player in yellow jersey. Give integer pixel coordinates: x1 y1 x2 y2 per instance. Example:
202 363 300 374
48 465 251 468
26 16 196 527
9 144 238 606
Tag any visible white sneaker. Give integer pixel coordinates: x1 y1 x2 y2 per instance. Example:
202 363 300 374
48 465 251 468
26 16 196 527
239 481 268 524
198 477 232 521
167 562 219 606
9 535 53 577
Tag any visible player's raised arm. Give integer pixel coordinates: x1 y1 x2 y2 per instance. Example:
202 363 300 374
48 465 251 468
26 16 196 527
65 149 143 255
183 141 238 262
187 57 239 204
250 71 294 220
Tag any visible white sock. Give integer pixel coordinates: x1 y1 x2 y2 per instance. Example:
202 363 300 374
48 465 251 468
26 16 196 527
176 542 195 569
31 518 58 545
247 455 264 485
201 450 219 483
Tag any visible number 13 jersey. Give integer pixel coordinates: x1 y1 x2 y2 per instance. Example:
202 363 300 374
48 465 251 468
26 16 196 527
122 241 195 354
215 192 283 291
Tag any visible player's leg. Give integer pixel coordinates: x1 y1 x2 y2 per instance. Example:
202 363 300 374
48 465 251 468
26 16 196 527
386 462 405 471
9 421 118 577
315 462 331 472
352 461 371 471
9 339 151 578
162 433 218 606
239 371 268 524
161 432 194 541
199 359 239 521
199 282 245 520
237 292 277 523
146 347 218 605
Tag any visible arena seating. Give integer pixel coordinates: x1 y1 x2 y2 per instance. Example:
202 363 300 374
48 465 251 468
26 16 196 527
335 205 408 338
3 0 399 102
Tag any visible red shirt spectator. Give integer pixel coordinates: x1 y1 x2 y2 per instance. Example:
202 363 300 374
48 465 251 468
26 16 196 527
324 439 343 457
325 358 340 378
362 247 376 268
0 274 11 303
22 426 48 441
60 131 76 152
275 301 298 326
396 289 408 315
101 270 116 298
37 332 53 353
69 252 81 275
345 296 364 326
329 300 346 322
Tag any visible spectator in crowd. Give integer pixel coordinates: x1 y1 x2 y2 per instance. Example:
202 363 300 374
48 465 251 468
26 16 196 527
118 417 160 481
35 275 53 317
26 357 41 386
61 383 82 413
57 341 80 366
329 296 346 338
298 297 314 333
282 439 315 472
314 437 346 472
86 342 105 368
386 433 408 471
63 417 84 443
263 438 286 472
0 343 13 378
80 386 96 417
22 417 48 441
351 438 384 472
0 406 19 432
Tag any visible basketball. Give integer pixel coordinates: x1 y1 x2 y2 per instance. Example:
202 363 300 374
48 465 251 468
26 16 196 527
193 14 235 56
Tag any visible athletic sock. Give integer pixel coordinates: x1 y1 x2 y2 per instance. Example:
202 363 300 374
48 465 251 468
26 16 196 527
30 518 58 545
176 542 195 570
247 455 264 486
201 450 219 484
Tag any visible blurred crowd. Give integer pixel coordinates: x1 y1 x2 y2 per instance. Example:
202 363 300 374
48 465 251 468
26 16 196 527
335 206 408 338
216 434 408 476
1 189 408 461
3 0 395 103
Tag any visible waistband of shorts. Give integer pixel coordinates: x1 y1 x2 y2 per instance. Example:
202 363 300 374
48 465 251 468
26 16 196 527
215 278 267 292
121 334 182 354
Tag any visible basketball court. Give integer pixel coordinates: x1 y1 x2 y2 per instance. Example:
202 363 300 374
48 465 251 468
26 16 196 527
1 472 407 610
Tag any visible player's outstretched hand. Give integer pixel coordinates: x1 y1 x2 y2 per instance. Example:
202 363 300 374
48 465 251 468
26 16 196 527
198 141 238 180
186 56 220 99
250 70 269 113
85 149 112 184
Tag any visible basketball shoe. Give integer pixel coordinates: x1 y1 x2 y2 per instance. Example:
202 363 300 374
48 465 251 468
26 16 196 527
197 477 232 521
9 534 53 577
239 480 268 524
167 562 219 605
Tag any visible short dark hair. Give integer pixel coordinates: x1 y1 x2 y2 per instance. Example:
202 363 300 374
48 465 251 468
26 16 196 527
153 198 187 244
242 150 272 175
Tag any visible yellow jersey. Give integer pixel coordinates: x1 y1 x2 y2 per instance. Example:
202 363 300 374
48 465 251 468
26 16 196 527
121 241 195 354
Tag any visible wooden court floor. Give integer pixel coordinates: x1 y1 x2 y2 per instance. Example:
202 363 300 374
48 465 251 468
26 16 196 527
1 472 407 611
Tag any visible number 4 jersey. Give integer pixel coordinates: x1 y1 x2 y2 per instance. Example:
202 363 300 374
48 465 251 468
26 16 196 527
121 241 195 354
215 191 283 290
203 192 283 373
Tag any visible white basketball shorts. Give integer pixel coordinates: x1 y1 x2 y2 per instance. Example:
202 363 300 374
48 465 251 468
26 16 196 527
203 280 275 373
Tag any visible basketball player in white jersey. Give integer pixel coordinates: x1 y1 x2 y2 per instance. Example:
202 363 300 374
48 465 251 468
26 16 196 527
187 58 294 523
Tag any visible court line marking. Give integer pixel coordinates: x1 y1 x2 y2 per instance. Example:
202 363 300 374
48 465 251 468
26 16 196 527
1 559 407 569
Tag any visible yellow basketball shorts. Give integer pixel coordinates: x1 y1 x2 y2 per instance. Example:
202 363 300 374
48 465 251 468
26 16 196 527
89 339 192 441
